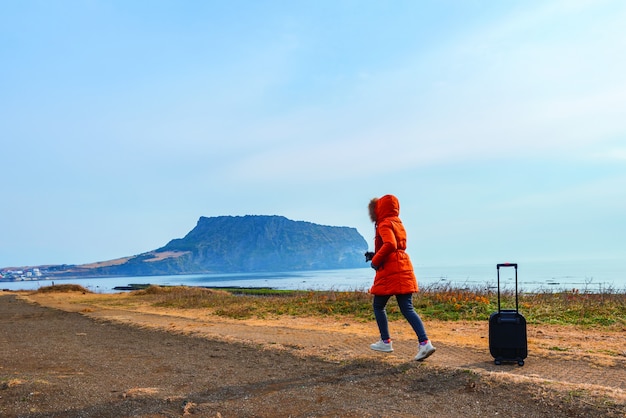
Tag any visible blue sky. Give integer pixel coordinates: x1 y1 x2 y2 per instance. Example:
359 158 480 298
1 0 625 269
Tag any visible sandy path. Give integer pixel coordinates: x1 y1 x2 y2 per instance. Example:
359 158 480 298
25 292 626 396
2 292 624 417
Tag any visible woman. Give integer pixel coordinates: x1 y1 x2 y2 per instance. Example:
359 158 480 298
367 194 436 361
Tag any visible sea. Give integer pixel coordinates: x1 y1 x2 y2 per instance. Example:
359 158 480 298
2 259 625 294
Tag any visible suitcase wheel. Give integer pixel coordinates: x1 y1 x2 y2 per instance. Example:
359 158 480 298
493 358 524 366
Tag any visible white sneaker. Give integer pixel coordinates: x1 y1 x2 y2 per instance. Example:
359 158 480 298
414 340 436 361
370 339 393 352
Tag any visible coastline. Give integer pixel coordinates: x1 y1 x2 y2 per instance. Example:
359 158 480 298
2 261 625 294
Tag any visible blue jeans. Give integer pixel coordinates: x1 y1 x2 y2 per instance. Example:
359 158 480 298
373 294 428 343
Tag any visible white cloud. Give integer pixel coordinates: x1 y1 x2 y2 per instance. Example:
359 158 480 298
491 173 626 213
590 147 626 162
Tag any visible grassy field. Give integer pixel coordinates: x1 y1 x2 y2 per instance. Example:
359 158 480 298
38 283 625 329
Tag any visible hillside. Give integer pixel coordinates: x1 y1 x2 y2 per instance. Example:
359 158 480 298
43 215 368 278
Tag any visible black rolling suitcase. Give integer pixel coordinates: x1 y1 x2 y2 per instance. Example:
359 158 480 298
489 263 527 366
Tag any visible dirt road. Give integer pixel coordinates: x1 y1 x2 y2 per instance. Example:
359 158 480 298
1 292 624 417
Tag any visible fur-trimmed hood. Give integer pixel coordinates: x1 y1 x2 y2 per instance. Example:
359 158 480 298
375 194 400 221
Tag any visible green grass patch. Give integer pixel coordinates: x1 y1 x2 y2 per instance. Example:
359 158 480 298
35 284 91 293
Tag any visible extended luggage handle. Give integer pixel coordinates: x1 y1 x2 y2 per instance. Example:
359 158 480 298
497 263 518 313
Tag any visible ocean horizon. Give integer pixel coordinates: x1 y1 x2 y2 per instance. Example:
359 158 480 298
2 258 624 294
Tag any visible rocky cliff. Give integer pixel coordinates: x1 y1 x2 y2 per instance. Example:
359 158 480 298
51 215 368 277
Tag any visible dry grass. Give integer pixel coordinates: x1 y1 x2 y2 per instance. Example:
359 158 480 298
115 284 626 329
1 379 25 389
28 283 626 329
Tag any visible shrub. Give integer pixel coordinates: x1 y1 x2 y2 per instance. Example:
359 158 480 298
35 284 91 294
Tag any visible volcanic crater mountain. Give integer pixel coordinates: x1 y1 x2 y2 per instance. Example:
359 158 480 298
50 215 369 277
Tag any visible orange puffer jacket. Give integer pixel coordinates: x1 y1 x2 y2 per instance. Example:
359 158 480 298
369 195 418 296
